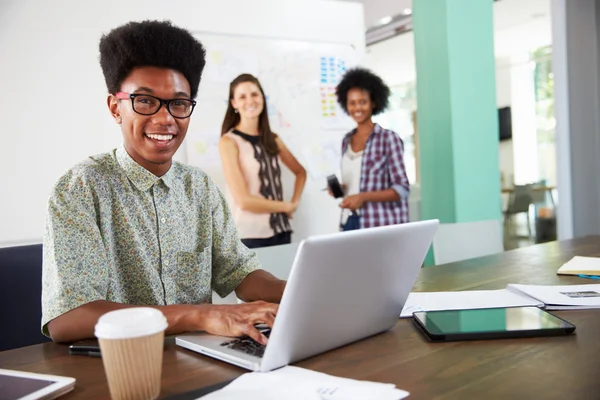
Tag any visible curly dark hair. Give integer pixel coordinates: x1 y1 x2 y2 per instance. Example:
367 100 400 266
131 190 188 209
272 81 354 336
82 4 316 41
335 68 390 116
99 20 206 98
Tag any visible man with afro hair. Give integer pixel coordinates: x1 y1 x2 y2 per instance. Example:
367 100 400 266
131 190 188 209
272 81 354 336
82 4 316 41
42 20 285 346
333 67 410 230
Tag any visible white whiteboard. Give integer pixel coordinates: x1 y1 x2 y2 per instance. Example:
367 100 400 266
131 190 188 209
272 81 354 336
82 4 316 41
184 33 358 186
181 33 359 240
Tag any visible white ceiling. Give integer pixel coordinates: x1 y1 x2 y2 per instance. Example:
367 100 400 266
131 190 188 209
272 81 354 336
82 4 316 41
339 0 550 31
342 0 413 29
355 0 552 86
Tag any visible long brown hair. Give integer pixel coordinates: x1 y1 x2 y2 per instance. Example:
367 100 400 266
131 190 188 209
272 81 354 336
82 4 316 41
221 74 279 156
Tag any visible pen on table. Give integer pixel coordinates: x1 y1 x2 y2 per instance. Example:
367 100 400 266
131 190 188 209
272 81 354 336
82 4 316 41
576 274 600 280
79 351 101 358
70 350 102 358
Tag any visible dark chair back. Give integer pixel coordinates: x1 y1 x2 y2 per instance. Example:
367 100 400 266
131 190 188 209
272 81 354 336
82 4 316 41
0 244 51 351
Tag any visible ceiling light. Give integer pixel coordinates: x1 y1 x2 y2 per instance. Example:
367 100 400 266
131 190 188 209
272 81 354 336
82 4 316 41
403 8 412 15
379 15 393 25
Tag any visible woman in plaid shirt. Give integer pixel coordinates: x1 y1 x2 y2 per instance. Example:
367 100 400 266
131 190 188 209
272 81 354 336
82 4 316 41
333 68 410 231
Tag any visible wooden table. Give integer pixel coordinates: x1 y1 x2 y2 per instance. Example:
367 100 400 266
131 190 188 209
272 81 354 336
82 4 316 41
502 185 557 207
501 186 557 194
2 236 600 399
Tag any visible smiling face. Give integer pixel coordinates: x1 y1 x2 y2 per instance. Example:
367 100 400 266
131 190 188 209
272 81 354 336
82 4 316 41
230 81 265 122
346 88 374 125
108 66 192 176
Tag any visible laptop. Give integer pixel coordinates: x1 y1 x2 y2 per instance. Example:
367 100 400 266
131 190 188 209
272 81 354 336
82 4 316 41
176 219 439 372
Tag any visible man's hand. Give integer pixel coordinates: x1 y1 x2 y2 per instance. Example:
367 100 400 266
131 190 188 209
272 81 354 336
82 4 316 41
200 301 278 345
340 193 364 211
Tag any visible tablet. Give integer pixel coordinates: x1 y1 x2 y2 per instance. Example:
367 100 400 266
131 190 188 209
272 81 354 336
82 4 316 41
413 306 576 342
0 369 75 400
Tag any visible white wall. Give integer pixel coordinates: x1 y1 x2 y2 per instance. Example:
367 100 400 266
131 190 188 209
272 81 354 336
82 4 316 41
362 31 416 86
551 0 573 240
0 0 365 247
551 0 600 239
496 57 514 188
495 58 512 108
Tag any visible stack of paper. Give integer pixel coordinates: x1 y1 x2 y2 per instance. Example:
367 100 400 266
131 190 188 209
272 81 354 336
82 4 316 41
507 283 600 310
201 366 409 400
400 289 543 318
399 283 600 317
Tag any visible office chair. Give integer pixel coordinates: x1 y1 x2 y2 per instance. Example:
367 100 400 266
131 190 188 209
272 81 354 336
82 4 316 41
0 244 51 351
504 184 534 241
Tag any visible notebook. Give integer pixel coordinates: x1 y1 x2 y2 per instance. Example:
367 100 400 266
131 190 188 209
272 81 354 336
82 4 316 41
557 256 600 276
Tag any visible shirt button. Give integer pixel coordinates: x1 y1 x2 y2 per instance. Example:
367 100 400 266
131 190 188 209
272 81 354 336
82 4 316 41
164 260 170 266
161 217 166 224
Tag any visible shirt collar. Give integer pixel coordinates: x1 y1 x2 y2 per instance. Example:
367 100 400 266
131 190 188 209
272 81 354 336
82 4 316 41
161 163 176 189
116 147 175 191
344 123 382 141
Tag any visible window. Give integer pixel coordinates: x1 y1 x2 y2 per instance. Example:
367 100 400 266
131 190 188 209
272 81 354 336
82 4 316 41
373 82 418 183
532 45 556 186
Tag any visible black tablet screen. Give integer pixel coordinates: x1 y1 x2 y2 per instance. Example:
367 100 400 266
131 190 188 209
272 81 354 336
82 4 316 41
0 374 55 400
414 306 573 336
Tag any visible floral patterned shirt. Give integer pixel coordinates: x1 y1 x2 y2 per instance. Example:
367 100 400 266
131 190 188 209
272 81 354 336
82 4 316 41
41 147 259 335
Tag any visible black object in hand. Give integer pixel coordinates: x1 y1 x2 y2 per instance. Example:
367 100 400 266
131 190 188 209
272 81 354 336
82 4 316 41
327 175 344 198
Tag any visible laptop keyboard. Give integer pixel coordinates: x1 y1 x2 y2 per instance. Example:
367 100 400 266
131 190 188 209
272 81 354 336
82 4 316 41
219 329 271 358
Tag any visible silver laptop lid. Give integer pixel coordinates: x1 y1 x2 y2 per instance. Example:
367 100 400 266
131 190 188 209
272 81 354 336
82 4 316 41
260 219 438 371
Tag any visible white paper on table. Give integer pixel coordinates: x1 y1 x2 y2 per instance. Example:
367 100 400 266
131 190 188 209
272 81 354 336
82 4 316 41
507 283 600 310
199 366 409 400
399 289 544 318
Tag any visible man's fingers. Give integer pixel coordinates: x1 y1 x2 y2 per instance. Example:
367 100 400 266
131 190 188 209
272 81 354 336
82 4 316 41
244 325 268 345
249 301 279 315
266 302 279 314
258 311 276 328
248 307 277 327
230 302 280 344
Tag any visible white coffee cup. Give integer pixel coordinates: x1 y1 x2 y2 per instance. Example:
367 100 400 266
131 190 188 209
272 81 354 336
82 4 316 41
95 308 168 400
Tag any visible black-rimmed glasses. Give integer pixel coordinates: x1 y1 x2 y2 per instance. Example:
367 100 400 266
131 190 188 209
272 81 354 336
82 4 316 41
115 92 196 119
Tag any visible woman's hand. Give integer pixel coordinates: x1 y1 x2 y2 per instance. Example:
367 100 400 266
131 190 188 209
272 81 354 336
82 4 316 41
285 201 299 219
340 193 364 211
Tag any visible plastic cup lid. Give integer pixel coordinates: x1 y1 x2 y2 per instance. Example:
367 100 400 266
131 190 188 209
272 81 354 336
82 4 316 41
95 308 168 339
